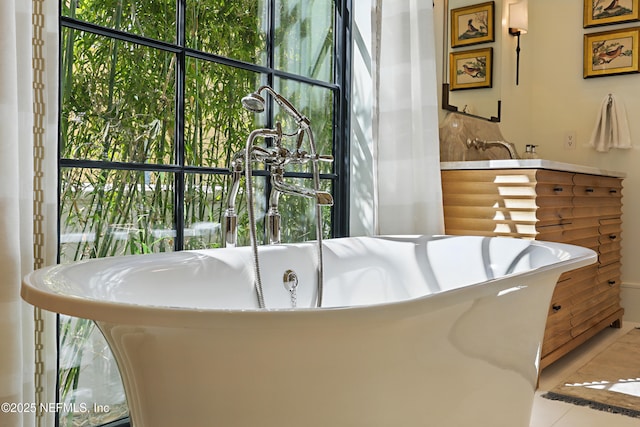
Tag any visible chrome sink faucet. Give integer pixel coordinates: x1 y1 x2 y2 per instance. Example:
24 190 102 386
466 137 520 159
223 85 333 308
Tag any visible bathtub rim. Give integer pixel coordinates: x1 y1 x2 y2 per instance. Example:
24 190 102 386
21 235 597 328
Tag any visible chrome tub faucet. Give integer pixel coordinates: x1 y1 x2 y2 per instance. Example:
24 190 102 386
223 86 333 308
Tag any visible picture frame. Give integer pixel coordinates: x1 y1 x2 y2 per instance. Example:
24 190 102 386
451 1 495 48
449 47 493 90
583 27 640 78
584 0 640 28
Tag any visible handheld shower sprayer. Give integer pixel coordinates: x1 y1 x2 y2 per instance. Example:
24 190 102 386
240 92 266 113
241 85 310 128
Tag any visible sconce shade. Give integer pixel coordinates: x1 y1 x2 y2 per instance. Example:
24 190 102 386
509 0 528 85
509 0 528 34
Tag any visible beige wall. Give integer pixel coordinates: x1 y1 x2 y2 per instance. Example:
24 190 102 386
436 0 640 290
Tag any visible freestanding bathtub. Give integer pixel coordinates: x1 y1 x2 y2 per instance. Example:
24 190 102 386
22 235 595 427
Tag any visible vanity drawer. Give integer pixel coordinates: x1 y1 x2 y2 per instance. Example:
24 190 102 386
572 175 622 218
599 232 621 246
535 170 573 225
596 274 621 295
597 262 622 285
573 174 622 191
536 170 574 187
573 185 622 198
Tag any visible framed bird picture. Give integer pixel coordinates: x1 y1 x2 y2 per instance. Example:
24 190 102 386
449 47 493 90
450 1 495 48
584 0 640 28
584 27 640 78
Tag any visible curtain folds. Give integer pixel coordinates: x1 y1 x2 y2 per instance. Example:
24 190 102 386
372 0 444 236
1 0 58 426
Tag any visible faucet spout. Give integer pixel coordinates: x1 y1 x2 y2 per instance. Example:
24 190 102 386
466 137 520 159
271 173 334 206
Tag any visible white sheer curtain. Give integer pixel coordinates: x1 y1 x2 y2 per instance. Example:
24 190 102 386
372 0 444 235
0 0 58 426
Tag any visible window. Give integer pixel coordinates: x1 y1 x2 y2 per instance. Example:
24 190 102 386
58 1 350 425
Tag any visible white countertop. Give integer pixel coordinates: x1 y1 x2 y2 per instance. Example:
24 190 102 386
440 159 626 178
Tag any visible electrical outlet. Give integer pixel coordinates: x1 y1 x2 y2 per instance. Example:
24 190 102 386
564 131 577 150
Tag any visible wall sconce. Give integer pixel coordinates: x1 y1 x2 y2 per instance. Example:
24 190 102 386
509 0 528 85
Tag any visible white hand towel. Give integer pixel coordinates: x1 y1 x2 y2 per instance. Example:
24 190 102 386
588 94 632 153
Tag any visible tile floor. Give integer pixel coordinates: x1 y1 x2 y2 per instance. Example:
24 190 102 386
530 321 640 426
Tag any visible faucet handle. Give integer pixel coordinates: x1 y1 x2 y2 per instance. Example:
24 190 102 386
316 191 334 206
317 154 334 162
297 152 334 162
288 152 334 165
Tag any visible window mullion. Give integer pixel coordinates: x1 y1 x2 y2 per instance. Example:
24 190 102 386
333 0 351 238
174 0 187 251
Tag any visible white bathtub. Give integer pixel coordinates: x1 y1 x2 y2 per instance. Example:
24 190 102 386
22 235 595 427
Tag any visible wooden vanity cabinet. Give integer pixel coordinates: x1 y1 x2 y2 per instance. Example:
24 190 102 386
441 168 624 370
